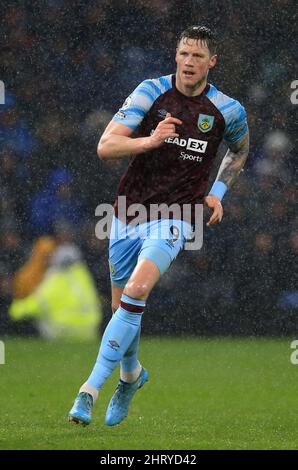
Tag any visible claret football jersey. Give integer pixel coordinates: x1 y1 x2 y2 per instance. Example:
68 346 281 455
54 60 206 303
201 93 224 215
112 74 248 224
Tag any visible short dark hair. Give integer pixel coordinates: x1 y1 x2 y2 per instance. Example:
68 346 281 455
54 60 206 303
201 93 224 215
177 26 217 55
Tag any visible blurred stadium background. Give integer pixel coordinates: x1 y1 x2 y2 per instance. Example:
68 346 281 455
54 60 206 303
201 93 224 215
0 0 297 338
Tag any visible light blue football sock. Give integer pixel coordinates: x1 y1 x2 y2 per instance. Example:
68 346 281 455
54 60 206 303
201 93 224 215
86 294 145 390
120 326 141 373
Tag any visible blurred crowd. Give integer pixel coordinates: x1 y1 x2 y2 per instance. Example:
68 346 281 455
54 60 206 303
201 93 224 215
0 0 297 335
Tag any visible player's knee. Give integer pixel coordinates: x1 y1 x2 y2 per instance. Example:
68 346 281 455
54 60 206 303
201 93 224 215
124 280 149 300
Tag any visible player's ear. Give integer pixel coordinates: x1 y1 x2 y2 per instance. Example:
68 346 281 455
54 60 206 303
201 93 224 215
208 54 217 69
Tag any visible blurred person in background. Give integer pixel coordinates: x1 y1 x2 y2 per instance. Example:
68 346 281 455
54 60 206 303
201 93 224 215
0 92 34 157
9 221 102 340
13 236 56 300
254 130 292 184
30 168 84 236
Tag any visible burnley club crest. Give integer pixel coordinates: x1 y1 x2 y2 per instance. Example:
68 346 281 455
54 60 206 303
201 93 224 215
198 114 214 133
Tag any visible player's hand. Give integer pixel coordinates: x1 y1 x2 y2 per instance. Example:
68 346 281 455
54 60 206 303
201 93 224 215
148 113 182 149
204 195 223 226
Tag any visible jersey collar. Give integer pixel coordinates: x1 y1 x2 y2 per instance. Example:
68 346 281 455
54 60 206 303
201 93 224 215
172 74 210 98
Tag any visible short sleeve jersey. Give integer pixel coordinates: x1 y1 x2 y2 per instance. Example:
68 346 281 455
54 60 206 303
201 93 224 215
112 74 248 222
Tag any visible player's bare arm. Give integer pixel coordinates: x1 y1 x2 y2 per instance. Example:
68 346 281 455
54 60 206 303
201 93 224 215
205 132 249 226
98 113 182 160
215 132 250 188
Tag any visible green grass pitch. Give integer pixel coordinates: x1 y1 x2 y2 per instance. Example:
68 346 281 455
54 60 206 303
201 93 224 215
0 337 297 450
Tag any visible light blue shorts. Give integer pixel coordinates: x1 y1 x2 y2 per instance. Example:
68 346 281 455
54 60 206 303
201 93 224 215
109 216 193 287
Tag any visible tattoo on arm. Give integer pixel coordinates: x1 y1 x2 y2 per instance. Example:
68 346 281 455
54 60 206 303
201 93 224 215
216 132 249 188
